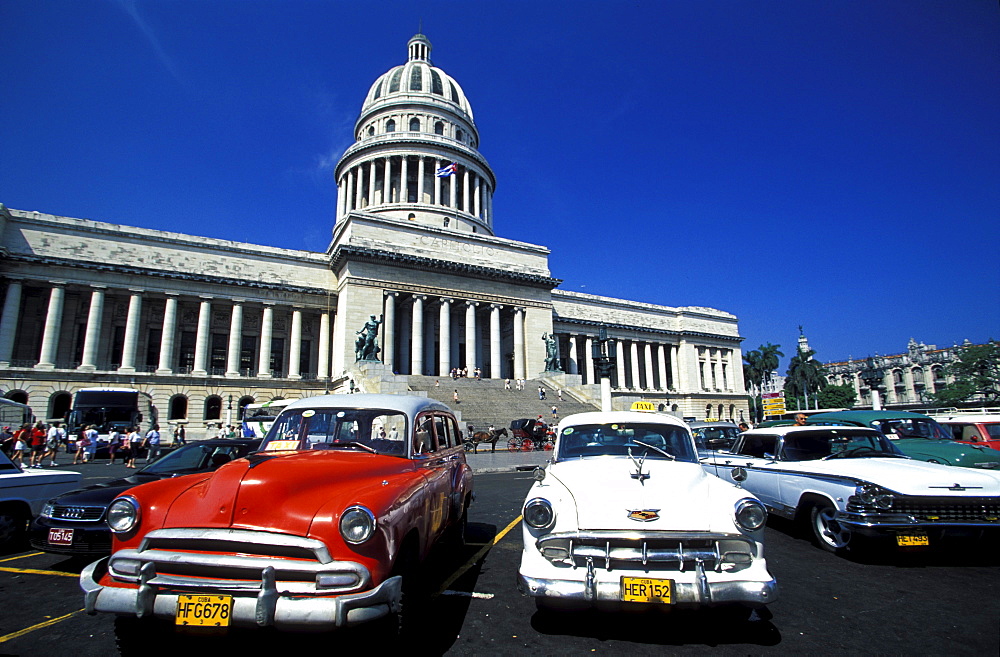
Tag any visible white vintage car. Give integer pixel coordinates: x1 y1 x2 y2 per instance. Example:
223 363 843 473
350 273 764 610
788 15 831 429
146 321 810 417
517 411 777 615
0 449 82 548
702 425 1000 554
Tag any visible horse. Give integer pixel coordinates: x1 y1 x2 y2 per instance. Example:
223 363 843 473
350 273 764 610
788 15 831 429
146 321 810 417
466 427 508 453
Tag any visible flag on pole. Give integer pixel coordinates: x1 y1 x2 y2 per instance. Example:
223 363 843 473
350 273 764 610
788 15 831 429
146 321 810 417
436 162 458 177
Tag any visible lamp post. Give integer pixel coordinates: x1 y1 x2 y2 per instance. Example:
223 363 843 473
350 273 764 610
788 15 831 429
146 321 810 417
859 357 885 411
225 394 233 429
591 326 617 412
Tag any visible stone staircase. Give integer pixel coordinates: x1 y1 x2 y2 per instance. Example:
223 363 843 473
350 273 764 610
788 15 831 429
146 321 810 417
405 375 598 432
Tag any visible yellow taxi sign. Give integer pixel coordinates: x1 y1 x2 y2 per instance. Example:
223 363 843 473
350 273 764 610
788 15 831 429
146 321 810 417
631 401 656 412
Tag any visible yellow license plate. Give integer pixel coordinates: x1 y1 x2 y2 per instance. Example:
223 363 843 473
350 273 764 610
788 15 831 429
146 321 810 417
896 532 929 547
621 577 673 604
176 594 233 627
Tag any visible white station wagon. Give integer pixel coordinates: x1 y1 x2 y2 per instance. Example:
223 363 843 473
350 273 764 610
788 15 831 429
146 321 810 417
517 411 777 616
702 425 1000 554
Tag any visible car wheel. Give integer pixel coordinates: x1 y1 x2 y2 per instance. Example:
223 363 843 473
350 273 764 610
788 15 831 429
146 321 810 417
379 545 425 641
809 501 851 553
0 507 27 548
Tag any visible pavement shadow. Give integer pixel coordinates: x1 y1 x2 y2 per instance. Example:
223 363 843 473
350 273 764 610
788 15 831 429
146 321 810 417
530 605 781 647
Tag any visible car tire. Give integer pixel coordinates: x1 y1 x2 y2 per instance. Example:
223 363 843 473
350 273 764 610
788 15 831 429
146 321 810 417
0 506 28 548
809 501 851 553
379 544 425 642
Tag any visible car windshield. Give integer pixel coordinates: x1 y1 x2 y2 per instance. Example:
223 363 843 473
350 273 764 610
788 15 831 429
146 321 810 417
875 418 952 441
557 422 697 463
140 442 258 476
779 429 899 461
261 408 407 456
692 426 739 450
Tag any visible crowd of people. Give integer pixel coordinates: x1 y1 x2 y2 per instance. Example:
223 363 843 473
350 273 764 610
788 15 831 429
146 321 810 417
0 421 165 468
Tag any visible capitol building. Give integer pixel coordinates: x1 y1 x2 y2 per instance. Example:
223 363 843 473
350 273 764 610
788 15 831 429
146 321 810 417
0 34 748 431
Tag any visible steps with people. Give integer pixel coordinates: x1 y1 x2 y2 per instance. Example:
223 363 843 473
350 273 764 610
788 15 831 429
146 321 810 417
407 375 597 435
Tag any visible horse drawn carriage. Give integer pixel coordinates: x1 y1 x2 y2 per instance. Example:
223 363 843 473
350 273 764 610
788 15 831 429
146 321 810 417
507 418 555 452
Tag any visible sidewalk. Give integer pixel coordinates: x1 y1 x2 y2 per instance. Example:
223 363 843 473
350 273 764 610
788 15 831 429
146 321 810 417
464 447 552 473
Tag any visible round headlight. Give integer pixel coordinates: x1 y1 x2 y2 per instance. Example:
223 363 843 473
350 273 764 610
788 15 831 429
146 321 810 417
874 492 894 509
523 498 555 529
735 498 767 531
339 505 376 544
107 496 140 534
856 485 877 505
40 503 55 519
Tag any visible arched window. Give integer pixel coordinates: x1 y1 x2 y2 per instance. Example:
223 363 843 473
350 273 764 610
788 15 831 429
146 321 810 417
706 404 712 419
237 396 254 421
50 392 72 422
443 217 450 227
671 404 678 413
373 81 383 99
204 395 222 421
409 118 420 132
388 69 402 93
169 395 188 421
893 369 904 385
431 70 443 95
718 404 724 419
449 82 459 102
434 121 444 135
368 126 374 137
6 390 28 405
409 66 422 91
386 119 396 133
407 213 416 221
456 129 464 142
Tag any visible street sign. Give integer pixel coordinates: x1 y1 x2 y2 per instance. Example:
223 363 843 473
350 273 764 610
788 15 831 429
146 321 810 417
764 409 786 417
762 392 784 399
762 400 786 409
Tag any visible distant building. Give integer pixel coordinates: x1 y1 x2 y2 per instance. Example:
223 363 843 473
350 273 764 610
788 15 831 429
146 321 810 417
824 338 968 408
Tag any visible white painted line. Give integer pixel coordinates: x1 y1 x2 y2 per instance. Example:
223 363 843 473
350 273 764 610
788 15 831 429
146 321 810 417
440 590 495 600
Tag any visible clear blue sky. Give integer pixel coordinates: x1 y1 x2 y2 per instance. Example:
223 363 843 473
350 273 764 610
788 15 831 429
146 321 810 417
2 1 997 371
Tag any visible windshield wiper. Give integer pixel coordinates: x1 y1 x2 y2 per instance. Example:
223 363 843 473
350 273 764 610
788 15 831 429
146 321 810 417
631 440 676 460
326 441 377 454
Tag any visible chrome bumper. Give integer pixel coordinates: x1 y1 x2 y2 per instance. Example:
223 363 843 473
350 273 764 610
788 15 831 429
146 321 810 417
837 512 1000 537
81 557 401 631
517 559 776 608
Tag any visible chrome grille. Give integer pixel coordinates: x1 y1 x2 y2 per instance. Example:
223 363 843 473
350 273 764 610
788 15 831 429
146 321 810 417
108 528 369 595
51 505 105 521
892 497 1000 523
536 531 755 572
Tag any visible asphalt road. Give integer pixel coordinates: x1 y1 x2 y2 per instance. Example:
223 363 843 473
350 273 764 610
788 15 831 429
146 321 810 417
1 468 998 655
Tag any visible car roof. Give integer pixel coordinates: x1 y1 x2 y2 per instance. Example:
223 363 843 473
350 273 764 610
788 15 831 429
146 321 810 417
559 411 689 430
808 410 934 424
280 393 452 416
934 415 1000 423
688 421 738 428
742 425 884 437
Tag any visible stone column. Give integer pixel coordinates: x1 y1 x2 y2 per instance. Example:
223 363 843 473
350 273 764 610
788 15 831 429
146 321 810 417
464 301 478 371
35 283 65 369
462 169 470 213
434 158 442 206
670 344 680 390
317 311 330 380
78 286 105 371
383 292 397 372
658 344 669 391
192 297 211 376
400 156 409 203
584 336 595 385
417 157 425 204
354 166 364 209
410 296 426 375
257 304 273 378
0 279 23 366
336 178 344 219
513 307 525 381
615 340 627 390
383 157 392 204
903 368 916 403
118 291 143 373
630 341 640 389
225 302 244 377
567 335 578 375
156 294 178 374
489 304 502 378
438 297 451 376
288 308 302 380
449 169 457 209
474 177 482 218
368 160 376 207
643 343 654 390
345 169 354 213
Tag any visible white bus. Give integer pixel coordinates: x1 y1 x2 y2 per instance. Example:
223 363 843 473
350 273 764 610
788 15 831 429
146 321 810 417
66 388 157 447
241 399 294 438
0 398 34 430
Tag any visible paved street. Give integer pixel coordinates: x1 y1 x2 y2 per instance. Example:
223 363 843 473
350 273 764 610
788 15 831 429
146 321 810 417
2 468 998 655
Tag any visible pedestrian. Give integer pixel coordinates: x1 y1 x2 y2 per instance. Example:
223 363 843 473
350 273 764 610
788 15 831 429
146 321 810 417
176 425 186 445
226 425 237 439
72 426 92 464
0 426 14 457
127 427 143 468
794 413 808 427
143 424 162 463
557 389 563 402
474 367 481 380
11 425 28 466
29 421 47 468
738 422 750 433
117 429 131 466
108 428 120 464
453 389 460 404
538 386 545 401
44 422 65 466
504 378 511 391
217 423 228 439
551 405 558 420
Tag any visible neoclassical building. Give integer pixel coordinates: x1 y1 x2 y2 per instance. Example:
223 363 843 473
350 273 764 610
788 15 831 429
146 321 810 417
0 34 748 432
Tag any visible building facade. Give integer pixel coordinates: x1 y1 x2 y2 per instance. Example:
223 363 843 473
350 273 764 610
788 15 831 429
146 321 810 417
0 34 748 434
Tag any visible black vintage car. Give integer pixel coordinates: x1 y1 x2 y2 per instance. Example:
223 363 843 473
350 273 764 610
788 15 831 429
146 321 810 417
29 439 260 555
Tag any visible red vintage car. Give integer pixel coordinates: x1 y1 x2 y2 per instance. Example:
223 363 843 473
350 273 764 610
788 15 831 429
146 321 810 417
80 394 473 639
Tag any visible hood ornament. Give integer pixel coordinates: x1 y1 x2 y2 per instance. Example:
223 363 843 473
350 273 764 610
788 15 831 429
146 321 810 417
929 483 982 492
627 447 650 484
627 509 660 522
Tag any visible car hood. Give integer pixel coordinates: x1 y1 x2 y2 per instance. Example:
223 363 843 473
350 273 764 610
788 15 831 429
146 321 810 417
780 458 1000 495
49 473 164 507
547 458 740 532
894 439 1000 463
162 451 411 535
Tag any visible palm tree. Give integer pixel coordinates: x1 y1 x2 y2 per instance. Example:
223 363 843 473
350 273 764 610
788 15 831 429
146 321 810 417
786 347 827 409
743 344 783 422
759 343 784 389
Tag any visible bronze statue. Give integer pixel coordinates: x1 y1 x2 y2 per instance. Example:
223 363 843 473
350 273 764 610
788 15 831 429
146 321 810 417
356 314 384 361
542 332 562 372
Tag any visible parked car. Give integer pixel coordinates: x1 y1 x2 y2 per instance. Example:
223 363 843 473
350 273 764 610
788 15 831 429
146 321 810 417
932 410 1000 451
81 394 473 639
807 410 1000 469
688 421 741 451
702 425 1000 554
517 410 777 616
0 450 82 548
30 439 261 556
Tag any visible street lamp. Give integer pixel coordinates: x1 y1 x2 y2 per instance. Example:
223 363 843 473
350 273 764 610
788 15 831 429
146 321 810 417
859 357 885 411
591 326 617 412
225 394 233 429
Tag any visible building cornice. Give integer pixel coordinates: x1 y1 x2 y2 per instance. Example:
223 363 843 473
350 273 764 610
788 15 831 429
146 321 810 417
552 316 744 343
330 244 561 289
